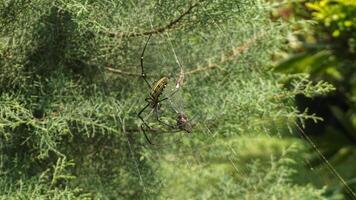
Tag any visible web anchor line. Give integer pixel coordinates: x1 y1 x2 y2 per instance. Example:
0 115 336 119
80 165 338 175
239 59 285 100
294 122 356 199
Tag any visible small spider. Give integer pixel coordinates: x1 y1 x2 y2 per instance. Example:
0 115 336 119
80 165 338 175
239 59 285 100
176 112 192 133
137 34 192 145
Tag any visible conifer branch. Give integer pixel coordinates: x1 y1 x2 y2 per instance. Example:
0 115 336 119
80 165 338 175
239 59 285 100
185 32 265 75
104 32 266 76
101 1 203 38
104 65 141 76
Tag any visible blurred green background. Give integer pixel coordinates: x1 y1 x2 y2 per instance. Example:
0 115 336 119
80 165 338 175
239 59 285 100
274 0 356 198
0 0 355 199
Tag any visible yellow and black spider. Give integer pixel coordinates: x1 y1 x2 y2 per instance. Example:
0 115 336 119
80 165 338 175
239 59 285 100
137 34 192 145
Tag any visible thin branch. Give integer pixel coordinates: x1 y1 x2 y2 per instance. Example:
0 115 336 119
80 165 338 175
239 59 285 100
104 32 266 76
184 63 220 75
102 1 203 38
185 32 266 75
104 66 141 76
124 127 183 134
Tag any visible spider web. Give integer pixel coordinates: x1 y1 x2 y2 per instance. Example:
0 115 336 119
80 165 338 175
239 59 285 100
124 2 356 200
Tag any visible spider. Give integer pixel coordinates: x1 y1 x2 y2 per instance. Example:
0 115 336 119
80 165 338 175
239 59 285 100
137 34 192 145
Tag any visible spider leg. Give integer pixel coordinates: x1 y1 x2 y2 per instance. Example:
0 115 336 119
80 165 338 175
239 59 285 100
138 103 150 126
140 34 153 89
138 103 154 144
154 106 178 130
140 124 153 145
158 97 168 103
158 90 180 114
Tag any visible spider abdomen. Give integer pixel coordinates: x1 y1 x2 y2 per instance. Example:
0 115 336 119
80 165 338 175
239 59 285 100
150 76 169 101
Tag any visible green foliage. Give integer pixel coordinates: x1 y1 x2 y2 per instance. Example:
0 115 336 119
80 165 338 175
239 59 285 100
306 0 356 42
0 0 336 199
157 137 328 200
274 0 356 198
0 157 91 200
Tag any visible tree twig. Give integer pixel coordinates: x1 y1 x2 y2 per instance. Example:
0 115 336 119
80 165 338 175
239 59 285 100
104 32 266 76
104 66 141 76
102 1 203 38
184 32 266 75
